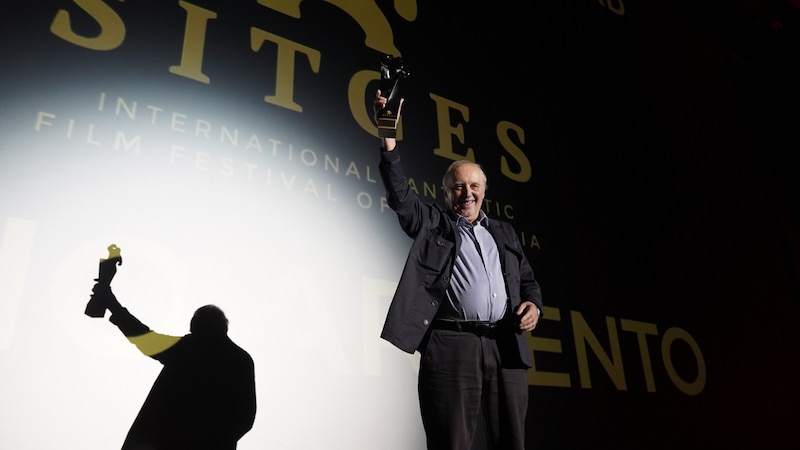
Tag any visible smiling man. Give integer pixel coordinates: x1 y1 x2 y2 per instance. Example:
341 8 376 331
373 90 544 450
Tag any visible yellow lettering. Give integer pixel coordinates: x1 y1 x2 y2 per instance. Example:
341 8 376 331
169 1 218 84
497 120 531 182
430 93 473 162
407 178 420 195
50 0 125 51
619 319 658 392
572 312 627 390
250 28 321 112
520 231 541 250
528 306 571 387
482 198 514 220
661 327 706 395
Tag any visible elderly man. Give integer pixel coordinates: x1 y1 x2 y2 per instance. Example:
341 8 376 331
374 90 543 450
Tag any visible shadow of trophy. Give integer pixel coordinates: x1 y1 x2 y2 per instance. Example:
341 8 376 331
376 55 410 138
84 244 123 318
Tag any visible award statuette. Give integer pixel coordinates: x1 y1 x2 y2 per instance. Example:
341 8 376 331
84 244 122 318
377 55 410 138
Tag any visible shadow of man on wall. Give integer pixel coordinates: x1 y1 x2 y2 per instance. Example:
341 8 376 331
85 245 257 450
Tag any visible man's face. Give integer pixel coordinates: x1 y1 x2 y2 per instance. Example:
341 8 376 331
445 163 485 224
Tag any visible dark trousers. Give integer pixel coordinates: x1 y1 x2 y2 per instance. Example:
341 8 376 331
418 328 529 450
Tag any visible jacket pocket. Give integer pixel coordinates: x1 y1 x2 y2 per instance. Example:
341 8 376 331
414 231 453 273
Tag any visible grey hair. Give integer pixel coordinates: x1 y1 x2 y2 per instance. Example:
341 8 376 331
442 159 489 203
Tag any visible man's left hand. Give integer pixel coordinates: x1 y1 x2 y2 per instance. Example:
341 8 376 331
515 301 541 332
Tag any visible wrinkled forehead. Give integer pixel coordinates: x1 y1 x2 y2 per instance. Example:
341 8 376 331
451 164 485 185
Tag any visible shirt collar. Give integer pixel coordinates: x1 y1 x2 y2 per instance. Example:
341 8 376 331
456 210 489 228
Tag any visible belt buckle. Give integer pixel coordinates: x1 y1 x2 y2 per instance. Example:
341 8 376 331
475 322 495 337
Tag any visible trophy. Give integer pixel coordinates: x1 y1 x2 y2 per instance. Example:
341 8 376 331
84 244 122 318
376 55 410 138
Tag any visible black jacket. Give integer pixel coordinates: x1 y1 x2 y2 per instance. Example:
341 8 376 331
378 148 543 367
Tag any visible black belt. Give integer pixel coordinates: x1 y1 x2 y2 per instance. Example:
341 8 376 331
431 320 505 338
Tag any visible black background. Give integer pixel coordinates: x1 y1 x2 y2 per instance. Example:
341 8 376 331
2 1 798 449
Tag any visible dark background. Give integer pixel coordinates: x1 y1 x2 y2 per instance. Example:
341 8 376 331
1 1 798 449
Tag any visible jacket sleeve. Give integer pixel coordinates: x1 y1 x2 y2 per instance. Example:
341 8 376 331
379 147 431 239
497 220 543 311
518 249 543 311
